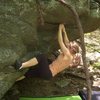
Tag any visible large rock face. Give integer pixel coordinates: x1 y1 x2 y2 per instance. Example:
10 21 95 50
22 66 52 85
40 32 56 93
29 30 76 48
0 0 100 99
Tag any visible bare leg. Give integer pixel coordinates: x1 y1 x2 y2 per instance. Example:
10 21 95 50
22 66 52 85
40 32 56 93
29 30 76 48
16 76 26 81
20 57 38 69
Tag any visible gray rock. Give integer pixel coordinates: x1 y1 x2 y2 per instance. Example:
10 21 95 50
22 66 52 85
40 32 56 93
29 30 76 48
0 0 100 99
55 78 71 88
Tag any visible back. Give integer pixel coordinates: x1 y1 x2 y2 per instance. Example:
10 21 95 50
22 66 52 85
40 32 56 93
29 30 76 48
49 53 73 76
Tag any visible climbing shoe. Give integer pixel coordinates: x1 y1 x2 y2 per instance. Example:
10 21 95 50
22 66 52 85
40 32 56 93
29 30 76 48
13 60 22 70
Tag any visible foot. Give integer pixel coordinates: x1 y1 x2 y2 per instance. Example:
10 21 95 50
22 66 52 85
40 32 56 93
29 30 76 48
13 60 23 70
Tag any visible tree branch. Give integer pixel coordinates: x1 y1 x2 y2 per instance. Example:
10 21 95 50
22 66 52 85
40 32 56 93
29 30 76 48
56 0 92 100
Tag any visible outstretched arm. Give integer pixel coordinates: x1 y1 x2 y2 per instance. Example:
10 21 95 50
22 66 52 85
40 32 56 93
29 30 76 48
62 25 69 46
58 24 70 55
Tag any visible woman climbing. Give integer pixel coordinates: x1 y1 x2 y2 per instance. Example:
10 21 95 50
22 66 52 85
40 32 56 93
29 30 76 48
14 24 81 81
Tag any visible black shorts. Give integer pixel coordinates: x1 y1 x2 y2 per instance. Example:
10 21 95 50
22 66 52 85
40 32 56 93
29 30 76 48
24 54 53 80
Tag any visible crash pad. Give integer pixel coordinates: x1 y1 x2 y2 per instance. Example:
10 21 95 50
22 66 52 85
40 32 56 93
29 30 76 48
20 95 82 100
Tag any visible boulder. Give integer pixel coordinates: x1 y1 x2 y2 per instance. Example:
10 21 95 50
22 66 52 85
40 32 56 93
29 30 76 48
0 0 100 99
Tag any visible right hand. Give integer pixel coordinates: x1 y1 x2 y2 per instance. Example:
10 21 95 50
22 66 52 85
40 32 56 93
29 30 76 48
59 24 65 30
59 24 67 37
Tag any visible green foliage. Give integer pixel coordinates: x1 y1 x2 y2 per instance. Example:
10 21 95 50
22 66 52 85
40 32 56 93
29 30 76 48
93 62 100 69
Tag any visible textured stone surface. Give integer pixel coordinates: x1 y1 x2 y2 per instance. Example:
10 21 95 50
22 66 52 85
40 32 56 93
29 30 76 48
0 0 100 99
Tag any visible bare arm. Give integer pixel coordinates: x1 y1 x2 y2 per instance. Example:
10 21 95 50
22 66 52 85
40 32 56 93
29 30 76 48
58 24 70 55
62 25 69 46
